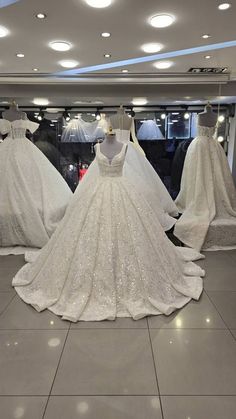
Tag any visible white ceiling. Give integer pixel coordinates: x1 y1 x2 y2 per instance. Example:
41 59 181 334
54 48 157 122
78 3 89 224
0 0 236 106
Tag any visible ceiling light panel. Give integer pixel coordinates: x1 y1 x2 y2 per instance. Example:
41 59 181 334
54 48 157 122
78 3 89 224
85 0 112 8
0 25 9 37
149 14 175 28
142 43 163 53
49 41 72 51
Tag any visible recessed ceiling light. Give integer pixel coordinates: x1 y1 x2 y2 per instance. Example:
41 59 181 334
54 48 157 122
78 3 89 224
204 55 211 59
49 41 72 51
85 0 112 8
154 61 173 69
218 136 224 142
59 60 79 68
0 25 9 38
202 34 211 39
132 97 148 106
36 13 47 19
122 69 129 73
16 53 25 58
101 32 111 38
218 3 231 10
33 98 49 106
104 53 111 58
142 43 163 53
149 14 175 28
33 68 39 72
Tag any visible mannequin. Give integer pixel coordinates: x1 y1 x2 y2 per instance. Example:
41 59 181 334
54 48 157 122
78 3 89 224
110 105 132 131
99 127 124 162
3 100 27 121
198 102 217 127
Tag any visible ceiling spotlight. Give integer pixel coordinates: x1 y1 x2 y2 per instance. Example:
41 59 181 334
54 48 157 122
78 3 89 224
184 112 190 120
33 68 39 72
33 98 49 106
132 97 147 106
161 112 166 120
142 43 163 53
0 25 9 38
218 135 224 142
95 109 101 121
59 60 79 68
149 14 175 28
63 110 71 122
16 53 25 58
49 41 72 51
202 34 211 39
154 61 173 69
204 55 211 59
101 32 111 38
218 114 225 123
104 53 111 58
35 13 47 19
37 110 44 121
218 3 231 10
121 69 129 73
85 0 112 8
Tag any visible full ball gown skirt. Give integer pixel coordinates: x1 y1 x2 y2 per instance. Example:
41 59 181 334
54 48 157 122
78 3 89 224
0 119 72 251
13 143 204 322
174 124 236 251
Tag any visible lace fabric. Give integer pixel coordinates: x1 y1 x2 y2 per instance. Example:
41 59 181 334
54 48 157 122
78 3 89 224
175 123 236 250
13 142 204 322
0 119 72 252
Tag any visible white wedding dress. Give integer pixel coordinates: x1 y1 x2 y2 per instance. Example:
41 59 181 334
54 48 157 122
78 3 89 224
13 142 204 322
0 119 72 253
137 120 164 140
79 127 178 230
61 115 107 142
174 123 236 251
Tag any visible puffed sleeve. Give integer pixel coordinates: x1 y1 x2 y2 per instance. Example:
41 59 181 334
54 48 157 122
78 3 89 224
26 120 39 133
0 119 10 135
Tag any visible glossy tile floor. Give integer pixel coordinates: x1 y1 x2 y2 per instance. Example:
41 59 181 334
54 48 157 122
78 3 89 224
0 251 236 418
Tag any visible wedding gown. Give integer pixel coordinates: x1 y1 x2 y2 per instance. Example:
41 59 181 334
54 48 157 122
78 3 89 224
174 123 236 251
13 143 204 322
61 115 107 142
137 120 164 140
79 129 178 230
0 119 72 253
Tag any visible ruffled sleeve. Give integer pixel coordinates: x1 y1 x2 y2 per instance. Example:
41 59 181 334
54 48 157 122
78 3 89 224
0 119 10 135
26 120 39 133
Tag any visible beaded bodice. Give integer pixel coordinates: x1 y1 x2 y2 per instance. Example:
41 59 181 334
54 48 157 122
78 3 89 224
197 124 216 138
0 119 39 139
96 143 126 177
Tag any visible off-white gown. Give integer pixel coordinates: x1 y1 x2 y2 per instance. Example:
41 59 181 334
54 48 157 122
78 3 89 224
13 143 204 322
0 119 72 253
79 128 178 231
174 124 236 250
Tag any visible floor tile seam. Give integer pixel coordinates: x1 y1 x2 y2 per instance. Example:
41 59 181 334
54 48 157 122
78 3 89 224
0 294 16 317
147 321 165 419
42 323 72 418
204 289 234 331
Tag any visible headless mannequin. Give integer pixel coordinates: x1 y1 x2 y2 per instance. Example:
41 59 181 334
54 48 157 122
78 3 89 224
110 105 132 131
3 100 27 121
99 130 124 162
198 103 217 127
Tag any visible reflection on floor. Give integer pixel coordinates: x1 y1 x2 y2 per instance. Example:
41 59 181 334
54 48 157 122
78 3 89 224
0 251 236 419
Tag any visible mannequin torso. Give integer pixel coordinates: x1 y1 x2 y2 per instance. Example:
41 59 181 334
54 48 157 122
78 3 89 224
110 106 132 131
198 104 217 127
99 133 124 163
3 101 27 122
